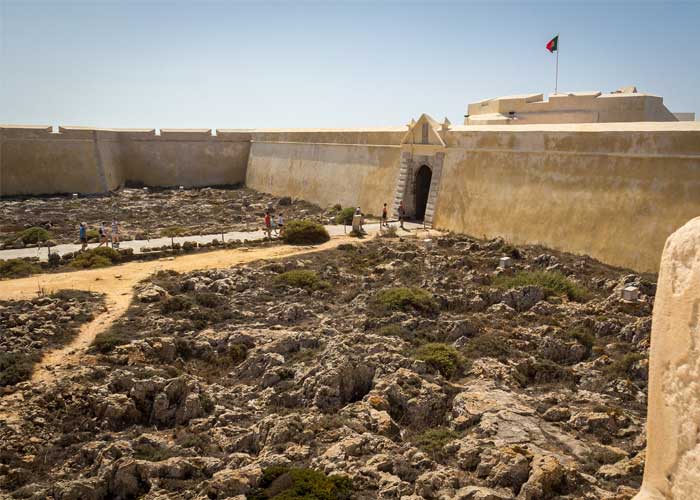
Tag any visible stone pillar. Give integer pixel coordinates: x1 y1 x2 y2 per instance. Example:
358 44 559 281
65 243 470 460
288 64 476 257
634 217 700 499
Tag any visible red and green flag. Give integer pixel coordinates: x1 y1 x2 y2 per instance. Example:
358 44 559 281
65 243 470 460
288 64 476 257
546 35 558 53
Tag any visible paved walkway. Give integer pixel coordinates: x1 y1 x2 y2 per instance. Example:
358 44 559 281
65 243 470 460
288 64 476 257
0 222 428 261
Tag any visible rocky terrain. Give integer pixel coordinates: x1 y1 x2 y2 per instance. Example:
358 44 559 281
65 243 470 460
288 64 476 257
0 234 654 499
0 290 105 389
0 186 325 246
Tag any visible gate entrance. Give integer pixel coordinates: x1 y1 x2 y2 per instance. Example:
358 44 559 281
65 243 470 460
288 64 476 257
415 165 432 220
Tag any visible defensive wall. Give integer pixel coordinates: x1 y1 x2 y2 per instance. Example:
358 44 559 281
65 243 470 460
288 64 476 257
0 126 250 195
2 121 700 272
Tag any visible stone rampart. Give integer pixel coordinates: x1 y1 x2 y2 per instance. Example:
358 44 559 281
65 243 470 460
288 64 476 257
0 126 250 196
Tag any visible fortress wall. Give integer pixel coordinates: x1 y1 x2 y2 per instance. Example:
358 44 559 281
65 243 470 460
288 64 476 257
0 127 251 196
434 125 700 272
246 130 403 211
0 126 112 195
119 130 250 188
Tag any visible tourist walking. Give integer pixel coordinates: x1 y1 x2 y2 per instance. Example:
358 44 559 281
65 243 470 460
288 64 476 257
277 212 285 236
398 201 406 230
381 203 388 227
271 213 279 236
79 222 88 251
97 222 109 247
111 219 120 248
263 212 272 240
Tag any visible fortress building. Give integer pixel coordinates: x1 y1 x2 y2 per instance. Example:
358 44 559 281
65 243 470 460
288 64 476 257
464 86 681 125
1 91 699 273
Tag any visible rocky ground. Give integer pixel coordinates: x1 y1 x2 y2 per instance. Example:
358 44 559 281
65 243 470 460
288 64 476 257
0 234 654 499
0 290 105 389
0 186 326 246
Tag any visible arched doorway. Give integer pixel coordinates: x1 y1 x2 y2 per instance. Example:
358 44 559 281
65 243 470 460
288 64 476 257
414 165 432 220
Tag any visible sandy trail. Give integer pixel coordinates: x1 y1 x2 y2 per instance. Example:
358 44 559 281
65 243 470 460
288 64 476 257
0 237 357 391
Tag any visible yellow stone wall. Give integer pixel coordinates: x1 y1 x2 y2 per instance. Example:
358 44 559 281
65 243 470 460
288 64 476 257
245 129 404 214
433 123 700 272
0 126 250 196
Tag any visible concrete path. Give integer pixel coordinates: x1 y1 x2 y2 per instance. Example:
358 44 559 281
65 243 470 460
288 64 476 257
0 222 428 261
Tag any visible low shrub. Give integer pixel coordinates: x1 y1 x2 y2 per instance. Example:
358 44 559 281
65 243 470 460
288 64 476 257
372 287 438 315
335 207 356 225
71 247 121 269
0 258 40 278
275 269 328 290
411 427 461 460
160 226 188 238
603 352 646 381
0 352 38 387
91 329 127 354
283 220 330 245
161 295 193 314
375 324 410 338
414 343 463 378
493 270 590 302
461 333 513 363
86 229 99 242
249 466 352 500
18 226 52 245
194 292 225 308
515 358 578 387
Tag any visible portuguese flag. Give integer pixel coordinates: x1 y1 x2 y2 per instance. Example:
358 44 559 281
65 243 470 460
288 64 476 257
546 35 558 53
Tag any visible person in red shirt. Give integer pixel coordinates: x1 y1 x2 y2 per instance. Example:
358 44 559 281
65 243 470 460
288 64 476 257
264 212 272 240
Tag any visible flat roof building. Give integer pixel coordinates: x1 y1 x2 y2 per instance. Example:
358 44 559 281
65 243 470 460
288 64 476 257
464 86 679 125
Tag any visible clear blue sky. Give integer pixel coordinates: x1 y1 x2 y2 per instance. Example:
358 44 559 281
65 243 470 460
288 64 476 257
1 0 698 129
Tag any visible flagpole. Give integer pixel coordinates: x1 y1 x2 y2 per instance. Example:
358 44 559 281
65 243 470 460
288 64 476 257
555 35 559 94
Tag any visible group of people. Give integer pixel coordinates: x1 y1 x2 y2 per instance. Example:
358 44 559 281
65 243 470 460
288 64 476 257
263 212 285 239
79 220 120 251
380 200 406 229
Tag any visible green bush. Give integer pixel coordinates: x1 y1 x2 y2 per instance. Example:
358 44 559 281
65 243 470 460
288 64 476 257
18 226 52 245
375 324 410 338
86 229 99 242
515 358 578 387
0 352 38 387
161 295 193 314
335 207 356 225
492 270 590 302
194 292 225 308
603 352 646 381
249 466 352 500
283 220 330 245
71 247 121 269
275 269 327 290
0 258 40 278
414 343 463 378
411 427 461 460
373 287 438 315
91 329 127 354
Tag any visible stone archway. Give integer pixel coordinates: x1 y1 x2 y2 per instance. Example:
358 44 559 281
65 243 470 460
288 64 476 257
415 165 432 220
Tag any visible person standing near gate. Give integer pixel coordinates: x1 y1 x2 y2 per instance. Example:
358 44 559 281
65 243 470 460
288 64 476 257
381 203 388 228
398 201 406 230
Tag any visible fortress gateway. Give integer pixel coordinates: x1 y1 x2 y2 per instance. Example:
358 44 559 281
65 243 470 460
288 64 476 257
1 87 699 272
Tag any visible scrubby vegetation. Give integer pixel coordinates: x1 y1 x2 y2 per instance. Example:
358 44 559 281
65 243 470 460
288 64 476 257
283 220 330 245
411 427 461 461
493 270 590 302
249 467 352 500
275 269 328 290
372 287 438 315
70 247 121 269
414 343 463 378
0 258 40 278
334 207 356 226
17 227 52 245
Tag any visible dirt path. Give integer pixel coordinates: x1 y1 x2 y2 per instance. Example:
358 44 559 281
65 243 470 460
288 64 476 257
0 237 359 388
